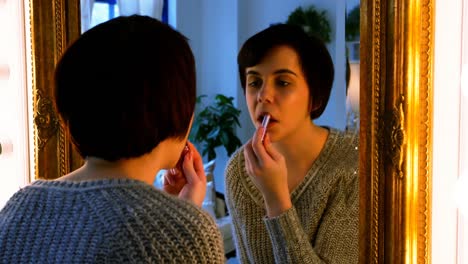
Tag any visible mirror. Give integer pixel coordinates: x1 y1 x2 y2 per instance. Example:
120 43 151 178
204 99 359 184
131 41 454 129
79 0 359 196
27 0 433 263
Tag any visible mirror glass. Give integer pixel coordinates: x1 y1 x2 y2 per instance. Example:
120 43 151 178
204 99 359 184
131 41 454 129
79 0 361 261
345 0 360 131
80 0 360 194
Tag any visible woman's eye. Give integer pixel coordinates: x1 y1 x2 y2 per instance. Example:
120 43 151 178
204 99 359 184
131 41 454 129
248 80 261 88
277 80 290 87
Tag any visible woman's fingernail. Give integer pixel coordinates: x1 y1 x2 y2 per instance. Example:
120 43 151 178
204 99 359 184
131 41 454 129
165 174 172 185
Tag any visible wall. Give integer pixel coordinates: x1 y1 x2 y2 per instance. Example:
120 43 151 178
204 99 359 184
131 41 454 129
347 0 360 12
0 0 30 209
432 0 466 262
175 0 347 193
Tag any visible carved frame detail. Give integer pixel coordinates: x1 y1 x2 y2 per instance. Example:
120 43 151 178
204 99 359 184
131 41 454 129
29 0 82 179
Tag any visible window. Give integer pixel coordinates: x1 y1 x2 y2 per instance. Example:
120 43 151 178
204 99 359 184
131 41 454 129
81 0 168 33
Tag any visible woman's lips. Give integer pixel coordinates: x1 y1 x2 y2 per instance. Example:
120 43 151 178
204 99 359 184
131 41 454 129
256 114 277 127
257 113 276 123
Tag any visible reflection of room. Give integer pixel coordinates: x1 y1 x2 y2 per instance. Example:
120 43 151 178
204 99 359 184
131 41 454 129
82 0 352 192
172 0 351 194
345 0 360 132
346 61 359 131
81 0 167 32
78 3 357 261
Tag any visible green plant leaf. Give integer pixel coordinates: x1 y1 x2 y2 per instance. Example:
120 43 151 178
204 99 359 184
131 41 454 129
207 127 220 139
190 93 242 161
345 5 360 41
286 5 331 44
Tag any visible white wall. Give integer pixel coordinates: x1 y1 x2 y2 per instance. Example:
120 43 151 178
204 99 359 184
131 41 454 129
176 1 238 102
0 0 30 209
175 0 238 193
432 0 463 263
176 0 347 193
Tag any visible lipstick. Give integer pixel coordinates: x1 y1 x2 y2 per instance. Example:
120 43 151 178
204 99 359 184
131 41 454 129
261 114 271 142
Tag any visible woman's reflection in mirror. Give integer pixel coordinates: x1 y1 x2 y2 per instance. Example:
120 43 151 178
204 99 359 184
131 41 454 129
225 23 358 264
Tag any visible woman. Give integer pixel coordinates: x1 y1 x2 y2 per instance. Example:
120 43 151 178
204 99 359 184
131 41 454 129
225 24 358 263
0 15 224 263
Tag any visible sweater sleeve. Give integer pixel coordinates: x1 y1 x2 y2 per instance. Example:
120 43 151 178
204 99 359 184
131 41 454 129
263 173 359 264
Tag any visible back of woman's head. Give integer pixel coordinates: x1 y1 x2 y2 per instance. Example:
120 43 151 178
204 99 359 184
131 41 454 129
238 23 334 119
54 15 196 161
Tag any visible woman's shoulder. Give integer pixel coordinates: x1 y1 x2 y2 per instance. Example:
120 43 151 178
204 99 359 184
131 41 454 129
313 128 358 184
224 145 246 180
326 128 359 162
328 128 358 149
89 192 223 262
97 182 224 256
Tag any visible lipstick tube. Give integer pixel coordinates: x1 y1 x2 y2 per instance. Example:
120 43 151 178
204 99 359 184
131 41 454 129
261 114 271 142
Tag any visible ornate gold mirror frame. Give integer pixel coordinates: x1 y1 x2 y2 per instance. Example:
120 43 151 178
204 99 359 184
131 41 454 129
28 0 434 263
360 0 433 263
29 0 82 178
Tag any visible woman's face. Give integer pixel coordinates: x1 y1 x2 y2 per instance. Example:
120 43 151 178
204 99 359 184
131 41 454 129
245 45 312 142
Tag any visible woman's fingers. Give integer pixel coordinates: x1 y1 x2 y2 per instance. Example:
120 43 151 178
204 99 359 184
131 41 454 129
262 133 283 162
243 140 257 175
176 142 207 206
186 141 206 183
163 169 186 196
251 127 268 160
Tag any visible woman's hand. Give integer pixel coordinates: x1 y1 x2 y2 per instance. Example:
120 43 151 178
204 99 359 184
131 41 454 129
244 127 292 217
163 141 207 207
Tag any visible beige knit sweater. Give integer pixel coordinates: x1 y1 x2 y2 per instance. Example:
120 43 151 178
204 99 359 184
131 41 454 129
225 128 358 264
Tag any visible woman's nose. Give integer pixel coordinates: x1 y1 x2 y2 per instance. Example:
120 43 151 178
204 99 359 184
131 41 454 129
257 84 273 103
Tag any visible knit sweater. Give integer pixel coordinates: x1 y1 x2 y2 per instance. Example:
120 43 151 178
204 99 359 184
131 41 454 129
0 179 225 263
225 128 358 264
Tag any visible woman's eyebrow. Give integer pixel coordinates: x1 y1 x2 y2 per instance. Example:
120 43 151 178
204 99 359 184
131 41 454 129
246 69 297 76
273 69 297 76
246 70 260 76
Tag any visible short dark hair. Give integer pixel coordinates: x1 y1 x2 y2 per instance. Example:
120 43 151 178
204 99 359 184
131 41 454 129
237 23 334 119
54 15 196 161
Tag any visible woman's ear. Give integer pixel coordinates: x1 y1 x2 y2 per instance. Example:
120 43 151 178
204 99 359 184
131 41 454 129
308 98 321 115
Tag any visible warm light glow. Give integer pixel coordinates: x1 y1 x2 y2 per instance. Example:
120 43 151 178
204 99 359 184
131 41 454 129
462 64 468 97
346 62 360 114
433 0 468 263
454 172 468 217
459 37 468 264
404 2 422 263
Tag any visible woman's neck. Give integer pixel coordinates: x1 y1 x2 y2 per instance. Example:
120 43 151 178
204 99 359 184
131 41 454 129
273 121 329 189
57 141 178 185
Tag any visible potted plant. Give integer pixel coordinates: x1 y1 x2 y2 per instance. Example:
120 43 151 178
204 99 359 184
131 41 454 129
286 5 332 44
345 5 360 42
189 94 242 161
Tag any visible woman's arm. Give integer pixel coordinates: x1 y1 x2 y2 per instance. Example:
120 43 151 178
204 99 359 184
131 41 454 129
264 175 359 264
